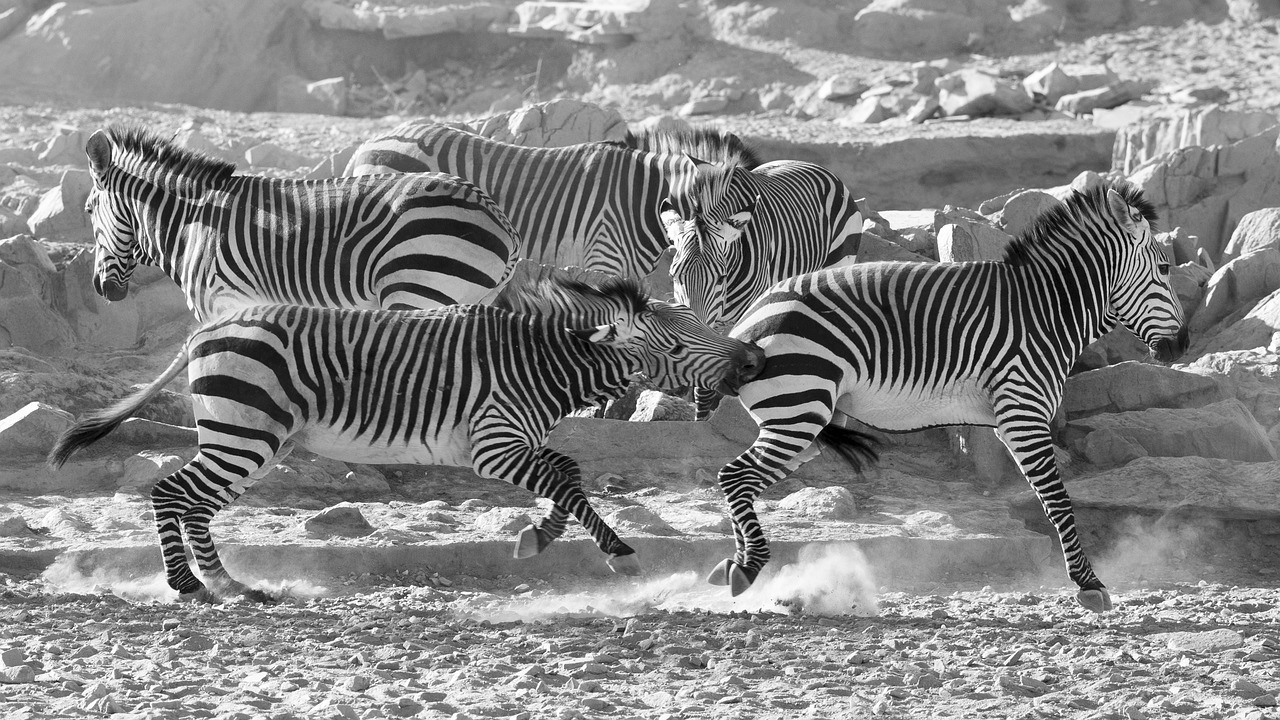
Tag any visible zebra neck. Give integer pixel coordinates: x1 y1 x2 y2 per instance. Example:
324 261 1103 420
556 337 637 407
126 180 206 280
1007 256 1115 360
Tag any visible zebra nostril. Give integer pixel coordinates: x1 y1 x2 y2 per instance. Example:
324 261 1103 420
738 344 766 381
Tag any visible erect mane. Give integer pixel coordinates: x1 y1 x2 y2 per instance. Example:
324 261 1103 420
1000 180 1158 266
624 125 762 170
104 124 237 193
497 272 649 322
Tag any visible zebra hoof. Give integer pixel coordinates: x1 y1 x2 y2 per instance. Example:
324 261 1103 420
177 587 216 604
606 552 642 576
706 559 756 597
514 525 549 559
1075 587 1113 613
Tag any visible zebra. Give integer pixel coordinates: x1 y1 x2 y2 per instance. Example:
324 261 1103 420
708 181 1188 613
84 125 521 322
48 276 766 603
343 122 758 279
661 156 864 418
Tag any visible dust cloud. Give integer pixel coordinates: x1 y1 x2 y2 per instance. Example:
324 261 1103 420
1093 513 1212 586
457 542 881 622
40 556 330 603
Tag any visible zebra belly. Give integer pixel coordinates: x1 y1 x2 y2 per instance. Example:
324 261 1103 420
292 425 474 467
837 380 997 431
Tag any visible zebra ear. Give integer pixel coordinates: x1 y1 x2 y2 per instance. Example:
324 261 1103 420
570 324 617 344
726 194 760 232
86 130 113 180
1106 188 1142 239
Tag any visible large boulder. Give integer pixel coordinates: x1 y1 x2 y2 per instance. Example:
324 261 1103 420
1063 398 1277 467
1111 104 1278 176
1184 348 1280 443
1061 361 1230 421
471 98 627 147
56 251 192 348
1009 456 1280 548
0 236 74 352
848 1 985 58
1221 207 1280 263
1190 248 1280 333
1193 287 1280 355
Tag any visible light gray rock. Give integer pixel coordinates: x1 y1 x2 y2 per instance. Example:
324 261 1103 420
473 507 534 535
1184 348 1280 438
630 390 694 422
57 250 191 348
817 74 866 102
1055 81 1155 115
1062 361 1229 421
1194 287 1280 355
306 145 359 180
776 486 858 520
0 246 75 352
25 170 91 243
0 401 72 458
937 69 1035 117
303 503 375 538
1222 207 1280 263
1192 248 1280 333
1063 398 1277 466
475 98 627 147
606 505 679 536
1129 124 1280 264
990 189 1059 237
243 142 316 170
1022 62 1076 105
838 96 895 125
1011 456 1280 532
850 2 983 58
937 216 1014 263
276 75 347 116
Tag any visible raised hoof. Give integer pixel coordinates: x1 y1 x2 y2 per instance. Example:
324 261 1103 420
606 552 642 576
1076 587 1113 613
514 525 549 560
706 559 757 597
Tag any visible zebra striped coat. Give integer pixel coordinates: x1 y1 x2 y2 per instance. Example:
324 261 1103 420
49 277 765 602
662 157 864 418
343 122 755 279
84 126 521 321
711 181 1188 613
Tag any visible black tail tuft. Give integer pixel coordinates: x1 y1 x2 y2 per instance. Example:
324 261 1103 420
817 424 882 473
47 410 129 469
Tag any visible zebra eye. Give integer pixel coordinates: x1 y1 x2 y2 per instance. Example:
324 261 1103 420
669 343 689 358
1157 263 1170 275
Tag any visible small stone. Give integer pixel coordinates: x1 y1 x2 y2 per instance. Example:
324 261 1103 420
1 647 24 667
1233 678 1268 698
1252 694 1276 708
0 665 35 683
160 618 180 631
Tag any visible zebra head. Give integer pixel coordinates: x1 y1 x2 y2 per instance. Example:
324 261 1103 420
85 129 138 302
1102 184 1189 362
507 275 765 395
662 161 759 332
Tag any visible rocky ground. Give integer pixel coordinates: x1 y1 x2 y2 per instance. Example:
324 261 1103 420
3 6 1280 720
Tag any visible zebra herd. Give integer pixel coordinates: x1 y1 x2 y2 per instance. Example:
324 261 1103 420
50 121 1189 616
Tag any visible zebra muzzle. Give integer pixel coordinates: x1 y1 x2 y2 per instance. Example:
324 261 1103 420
1150 326 1189 363
718 342 766 396
96 277 129 302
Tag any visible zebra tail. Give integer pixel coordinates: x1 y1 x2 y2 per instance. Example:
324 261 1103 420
47 348 191 469
817 424 882 473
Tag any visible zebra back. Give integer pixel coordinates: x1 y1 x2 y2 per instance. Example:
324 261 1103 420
344 122 710 278
85 124 521 321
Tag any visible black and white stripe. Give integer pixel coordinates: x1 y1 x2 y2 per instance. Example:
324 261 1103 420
49 276 765 602
344 123 757 279
85 125 520 320
709 181 1188 613
661 157 864 418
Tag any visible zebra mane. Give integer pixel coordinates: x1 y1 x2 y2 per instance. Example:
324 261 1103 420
104 124 237 194
1001 180 1158 267
623 126 762 170
497 273 649 323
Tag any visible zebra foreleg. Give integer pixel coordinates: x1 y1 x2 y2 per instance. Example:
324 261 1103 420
996 417 1112 613
513 449 579 559
181 502 272 604
472 423 639 575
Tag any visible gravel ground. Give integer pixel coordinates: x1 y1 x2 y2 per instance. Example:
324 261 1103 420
1 572 1277 720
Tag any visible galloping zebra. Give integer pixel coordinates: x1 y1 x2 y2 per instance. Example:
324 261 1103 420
661 156 864 418
710 181 1188 613
85 125 520 321
49 276 766 602
343 122 757 278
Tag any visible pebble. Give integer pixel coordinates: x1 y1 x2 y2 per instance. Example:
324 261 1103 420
0 665 35 683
